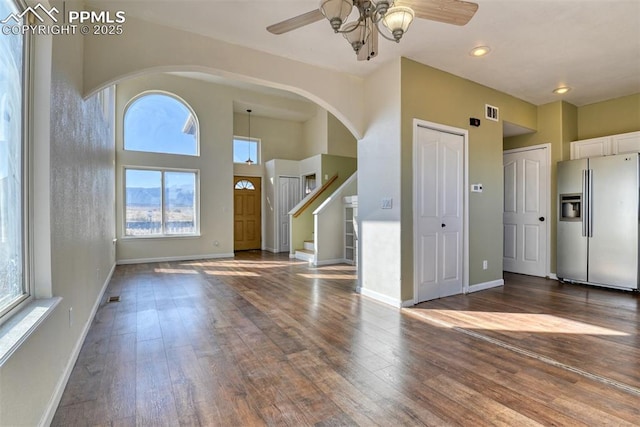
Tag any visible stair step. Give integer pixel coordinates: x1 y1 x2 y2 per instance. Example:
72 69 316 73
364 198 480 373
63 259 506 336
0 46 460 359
294 248 315 263
303 240 315 251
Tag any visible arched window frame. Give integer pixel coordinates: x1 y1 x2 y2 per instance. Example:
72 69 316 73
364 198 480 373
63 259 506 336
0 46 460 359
123 91 200 156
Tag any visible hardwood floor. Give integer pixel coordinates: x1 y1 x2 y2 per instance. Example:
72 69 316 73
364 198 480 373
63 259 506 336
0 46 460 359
52 252 640 426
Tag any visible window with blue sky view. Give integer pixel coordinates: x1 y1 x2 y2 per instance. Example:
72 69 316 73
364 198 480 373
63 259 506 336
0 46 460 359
124 93 198 156
233 137 259 164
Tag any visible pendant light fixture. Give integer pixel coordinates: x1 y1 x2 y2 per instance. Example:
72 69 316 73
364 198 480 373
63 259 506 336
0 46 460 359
245 109 254 165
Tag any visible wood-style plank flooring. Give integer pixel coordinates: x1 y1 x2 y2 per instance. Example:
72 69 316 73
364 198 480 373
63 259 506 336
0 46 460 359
52 252 640 426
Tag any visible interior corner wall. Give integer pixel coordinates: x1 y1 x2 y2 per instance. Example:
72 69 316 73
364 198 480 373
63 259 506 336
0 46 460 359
400 58 538 301
0 27 116 425
357 58 403 305
327 112 357 158
302 106 328 158
577 93 640 139
232 112 306 163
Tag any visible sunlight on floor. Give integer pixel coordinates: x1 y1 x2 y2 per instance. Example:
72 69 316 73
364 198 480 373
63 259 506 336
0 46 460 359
414 309 629 336
297 273 357 280
202 270 261 277
153 268 199 274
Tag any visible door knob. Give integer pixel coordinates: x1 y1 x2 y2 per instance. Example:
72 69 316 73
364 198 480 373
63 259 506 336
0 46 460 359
441 223 446 228
539 217 545 222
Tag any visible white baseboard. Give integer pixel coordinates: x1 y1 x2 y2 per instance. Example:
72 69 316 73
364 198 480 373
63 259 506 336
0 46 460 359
402 299 416 307
467 279 504 294
263 247 277 253
41 262 116 427
356 287 402 308
116 253 234 265
547 273 558 280
314 258 346 266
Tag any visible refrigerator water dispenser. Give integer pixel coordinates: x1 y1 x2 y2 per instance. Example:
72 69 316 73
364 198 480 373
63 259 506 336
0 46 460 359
560 194 581 221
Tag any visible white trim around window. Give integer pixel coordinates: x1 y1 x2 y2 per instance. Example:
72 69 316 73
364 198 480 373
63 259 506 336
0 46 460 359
121 166 200 239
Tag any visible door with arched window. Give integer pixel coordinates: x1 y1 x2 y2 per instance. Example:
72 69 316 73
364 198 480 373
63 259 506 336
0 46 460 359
234 176 261 251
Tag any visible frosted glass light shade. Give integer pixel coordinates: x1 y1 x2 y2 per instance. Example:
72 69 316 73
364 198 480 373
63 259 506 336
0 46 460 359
382 6 414 40
342 20 370 52
320 0 354 30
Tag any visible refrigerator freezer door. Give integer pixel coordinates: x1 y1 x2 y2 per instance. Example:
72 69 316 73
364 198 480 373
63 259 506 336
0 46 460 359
557 158 588 281
588 153 639 289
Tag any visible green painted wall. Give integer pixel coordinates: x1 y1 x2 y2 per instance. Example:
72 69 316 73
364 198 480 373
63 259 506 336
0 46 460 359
400 58 537 301
578 93 640 139
327 112 357 158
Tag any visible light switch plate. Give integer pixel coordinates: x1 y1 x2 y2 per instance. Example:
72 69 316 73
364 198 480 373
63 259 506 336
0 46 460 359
381 198 393 209
471 183 483 193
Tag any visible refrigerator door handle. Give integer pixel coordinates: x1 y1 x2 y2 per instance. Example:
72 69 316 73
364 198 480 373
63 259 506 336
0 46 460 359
588 169 594 237
582 169 588 237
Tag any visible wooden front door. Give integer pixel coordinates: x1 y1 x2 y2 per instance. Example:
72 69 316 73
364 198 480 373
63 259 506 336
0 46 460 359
234 176 261 251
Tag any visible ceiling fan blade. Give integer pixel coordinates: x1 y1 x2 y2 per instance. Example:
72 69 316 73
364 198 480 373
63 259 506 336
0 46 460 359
267 9 325 35
397 0 479 26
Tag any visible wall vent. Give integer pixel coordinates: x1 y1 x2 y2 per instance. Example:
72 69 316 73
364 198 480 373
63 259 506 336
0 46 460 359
485 104 499 121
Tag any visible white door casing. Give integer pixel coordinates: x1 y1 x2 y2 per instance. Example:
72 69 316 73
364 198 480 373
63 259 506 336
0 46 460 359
503 145 549 277
278 176 300 253
414 123 465 303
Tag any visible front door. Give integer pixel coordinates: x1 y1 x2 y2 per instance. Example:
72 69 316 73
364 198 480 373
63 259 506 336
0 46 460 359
234 176 261 251
503 146 548 276
415 125 464 302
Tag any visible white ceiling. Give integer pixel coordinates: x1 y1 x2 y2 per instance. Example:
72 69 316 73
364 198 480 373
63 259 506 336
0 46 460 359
88 0 640 109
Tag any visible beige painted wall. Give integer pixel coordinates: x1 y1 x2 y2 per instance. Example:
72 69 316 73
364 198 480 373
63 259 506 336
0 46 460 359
116 73 235 262
578 93 640 139
357 58 402 303
302 106 328 158
116 73 322 262
0 23 116 425
233 112 305 162
400 58 538 301
83 16 366 138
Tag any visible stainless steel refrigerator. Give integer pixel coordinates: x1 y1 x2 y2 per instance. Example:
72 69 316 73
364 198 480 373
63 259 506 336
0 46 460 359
557 153 639 291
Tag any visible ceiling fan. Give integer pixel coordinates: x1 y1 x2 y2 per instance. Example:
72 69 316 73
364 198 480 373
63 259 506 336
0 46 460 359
266 0 479 61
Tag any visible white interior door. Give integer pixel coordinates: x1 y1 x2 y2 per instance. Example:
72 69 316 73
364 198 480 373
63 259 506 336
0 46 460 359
415 126 464 302
503 147 548 276
278 176 300 253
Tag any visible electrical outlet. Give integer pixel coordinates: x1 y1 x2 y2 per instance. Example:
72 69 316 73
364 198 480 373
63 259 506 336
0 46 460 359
213 240 219 247
69 307 73 327
482 260 488 270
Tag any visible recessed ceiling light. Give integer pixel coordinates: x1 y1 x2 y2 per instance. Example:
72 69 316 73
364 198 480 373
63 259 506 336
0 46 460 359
553 86 571 94
470 46 491 57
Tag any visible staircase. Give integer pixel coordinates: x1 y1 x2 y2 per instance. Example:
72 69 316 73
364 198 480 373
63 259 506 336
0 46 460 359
295 240 316 263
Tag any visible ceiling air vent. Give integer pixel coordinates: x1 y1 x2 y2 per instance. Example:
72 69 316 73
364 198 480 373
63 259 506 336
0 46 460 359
485 104 499 122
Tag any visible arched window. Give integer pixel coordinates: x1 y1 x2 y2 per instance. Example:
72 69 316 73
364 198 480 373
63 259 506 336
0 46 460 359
124 92 198 156
234 179 255 190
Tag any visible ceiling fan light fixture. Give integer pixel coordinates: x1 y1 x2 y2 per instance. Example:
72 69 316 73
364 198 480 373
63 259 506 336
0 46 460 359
342 20 370 53
382 6 414 42
375 0 392 16
320 0 354 31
